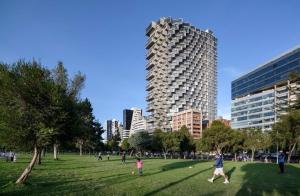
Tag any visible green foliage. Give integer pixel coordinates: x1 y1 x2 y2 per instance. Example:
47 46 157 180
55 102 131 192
128 131 152 152
200 120 234 152
162 131 180 154
243 129 271 161
230 131 245 153
0 60 104 152
272 110 300 162
0 61 63 150
120 138 130 151
151 129 164 151
175 126 195 153
75 98 105 152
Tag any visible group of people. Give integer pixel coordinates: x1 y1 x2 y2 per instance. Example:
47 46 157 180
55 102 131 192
95 149 286 181
96 151 126 163
97 152 110 160
0 151 17 162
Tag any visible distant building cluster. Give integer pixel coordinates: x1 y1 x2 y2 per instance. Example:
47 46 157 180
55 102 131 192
103 17 300 141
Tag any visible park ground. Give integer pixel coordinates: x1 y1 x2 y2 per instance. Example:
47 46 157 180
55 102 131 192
1 154 300 196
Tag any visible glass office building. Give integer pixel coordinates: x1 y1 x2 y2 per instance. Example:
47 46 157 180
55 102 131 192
231 45 300 131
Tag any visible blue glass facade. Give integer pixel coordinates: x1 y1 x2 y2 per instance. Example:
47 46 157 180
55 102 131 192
232 48 300 99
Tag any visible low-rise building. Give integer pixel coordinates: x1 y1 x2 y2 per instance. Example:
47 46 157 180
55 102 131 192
172 109 202 139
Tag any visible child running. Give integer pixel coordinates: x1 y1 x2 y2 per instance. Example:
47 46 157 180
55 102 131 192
136 158 143 176
208 150 229 184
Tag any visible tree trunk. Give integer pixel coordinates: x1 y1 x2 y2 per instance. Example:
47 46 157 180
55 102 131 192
163 151 167 160
251 149 255 162
79 144 82 156
35 151 42 165
54 144 59 160
234 153 237 162
42 148 45 157
288 143 297 163
16 146 39 184
129 149 133 157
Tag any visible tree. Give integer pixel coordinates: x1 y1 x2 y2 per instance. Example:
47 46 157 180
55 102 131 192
0 61 66 183
161 132 180 159
107 132 121 152
200 120 234 152
174 126 194 158
243 129 271 162
75 98 104 155
128 131 151 155
51 62 86 160
230 131 245 161
272 110 300 163
121 138 130 151
151 129 163 151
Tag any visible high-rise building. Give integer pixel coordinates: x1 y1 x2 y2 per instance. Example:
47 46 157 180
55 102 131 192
129 108 147 136
123 109 133 130
172 109 202 139
122 109 133 140
231 45 300 131
145 17 217 132
106 119 119 140
106 120 112 140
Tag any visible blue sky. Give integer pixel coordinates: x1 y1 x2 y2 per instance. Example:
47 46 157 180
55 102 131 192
1 0 300 126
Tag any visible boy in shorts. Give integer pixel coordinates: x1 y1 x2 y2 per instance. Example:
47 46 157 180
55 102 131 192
208 150 229 184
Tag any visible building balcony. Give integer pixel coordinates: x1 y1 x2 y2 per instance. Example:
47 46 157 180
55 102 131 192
146 71 155 81
146 106 154 112
146 94 154 101
146 37 155 49
146 62 154 70
146 22 156 36
146 83 154 91
146 49 155 60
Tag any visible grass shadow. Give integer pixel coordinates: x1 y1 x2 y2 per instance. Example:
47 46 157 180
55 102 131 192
236 163 300 196
144 166 213 196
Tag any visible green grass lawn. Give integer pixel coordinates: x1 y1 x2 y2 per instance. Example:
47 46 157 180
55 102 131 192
1 154 300 196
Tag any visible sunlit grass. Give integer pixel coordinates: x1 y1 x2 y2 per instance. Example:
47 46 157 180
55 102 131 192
1 154 300 195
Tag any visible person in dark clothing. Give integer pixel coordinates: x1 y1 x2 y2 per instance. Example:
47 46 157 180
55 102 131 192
278 150 285 173
97 152 102 160
121 152 126 164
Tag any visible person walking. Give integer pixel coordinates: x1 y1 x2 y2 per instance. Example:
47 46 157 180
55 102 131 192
208 150 229 184
278 150 285 173
97 152 102 160
121 152 126 164
136 158 143 176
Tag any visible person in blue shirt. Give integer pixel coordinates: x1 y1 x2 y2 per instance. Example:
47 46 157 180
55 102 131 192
208 150 229 184
278 150 285 173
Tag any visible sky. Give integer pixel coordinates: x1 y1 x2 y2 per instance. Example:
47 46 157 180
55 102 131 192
1 0 300 126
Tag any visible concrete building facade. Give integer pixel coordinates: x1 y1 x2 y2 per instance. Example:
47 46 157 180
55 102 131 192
129 108 147 136
145 17 217 132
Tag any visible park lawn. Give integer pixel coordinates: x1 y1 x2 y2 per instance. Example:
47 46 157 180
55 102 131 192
1 154 300 196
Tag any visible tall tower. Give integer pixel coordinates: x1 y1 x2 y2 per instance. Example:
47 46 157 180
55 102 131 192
146 17 217 131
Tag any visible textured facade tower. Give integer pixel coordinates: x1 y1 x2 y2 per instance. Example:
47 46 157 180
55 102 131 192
146 17 217 131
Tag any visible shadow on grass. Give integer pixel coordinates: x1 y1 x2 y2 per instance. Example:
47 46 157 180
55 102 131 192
144 166 213 196
143 160 207 177
236 163 300 196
